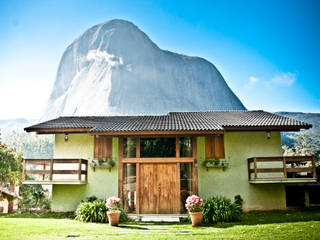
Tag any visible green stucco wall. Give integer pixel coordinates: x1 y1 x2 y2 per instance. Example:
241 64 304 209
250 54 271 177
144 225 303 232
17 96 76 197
52 134 118 212
198 131 286 212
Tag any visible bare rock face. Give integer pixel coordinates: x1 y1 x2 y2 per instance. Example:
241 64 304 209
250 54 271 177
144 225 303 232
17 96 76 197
42 19 245 120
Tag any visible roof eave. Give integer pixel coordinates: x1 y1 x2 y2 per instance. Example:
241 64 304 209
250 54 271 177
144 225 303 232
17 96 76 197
89 129 224 136
24 128 91 134
224 125 312 132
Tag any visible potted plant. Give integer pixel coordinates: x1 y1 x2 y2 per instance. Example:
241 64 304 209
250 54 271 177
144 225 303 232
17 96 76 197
185 195 204 226
105 196 121 226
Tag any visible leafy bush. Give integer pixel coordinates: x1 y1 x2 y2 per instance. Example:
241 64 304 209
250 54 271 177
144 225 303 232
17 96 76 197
203 195 243 223
75 199 129 223
75 200 108 223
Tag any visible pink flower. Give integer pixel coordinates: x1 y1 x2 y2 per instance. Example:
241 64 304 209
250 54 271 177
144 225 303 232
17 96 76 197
106 196 121 211
185 195 203 212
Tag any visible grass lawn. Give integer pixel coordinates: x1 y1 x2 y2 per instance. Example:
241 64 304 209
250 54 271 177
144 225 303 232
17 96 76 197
1 210 320 240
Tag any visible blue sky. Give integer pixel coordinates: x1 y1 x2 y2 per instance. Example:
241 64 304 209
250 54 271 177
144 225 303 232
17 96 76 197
0 0 319 119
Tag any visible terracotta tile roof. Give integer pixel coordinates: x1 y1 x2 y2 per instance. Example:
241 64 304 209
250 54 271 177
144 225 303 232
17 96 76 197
24 110 312 133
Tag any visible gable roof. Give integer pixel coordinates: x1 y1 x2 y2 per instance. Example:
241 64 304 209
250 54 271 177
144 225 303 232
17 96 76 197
24 110 312 134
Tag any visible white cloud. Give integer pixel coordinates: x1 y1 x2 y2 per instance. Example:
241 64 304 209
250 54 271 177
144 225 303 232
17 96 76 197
244 76 259 88
270 72 297 86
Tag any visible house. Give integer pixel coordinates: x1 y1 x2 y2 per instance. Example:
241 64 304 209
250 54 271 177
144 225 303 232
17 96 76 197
23 110 317 213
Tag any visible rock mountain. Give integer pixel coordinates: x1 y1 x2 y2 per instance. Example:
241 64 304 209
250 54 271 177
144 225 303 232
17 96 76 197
42 19 245 121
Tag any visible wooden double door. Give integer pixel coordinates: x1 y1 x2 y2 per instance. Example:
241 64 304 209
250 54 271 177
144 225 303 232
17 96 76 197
138 163 180 214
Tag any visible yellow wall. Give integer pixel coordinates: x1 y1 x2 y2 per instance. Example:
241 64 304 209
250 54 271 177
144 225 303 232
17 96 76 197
198 131 286 212
52 134 118 212
52 131 287 212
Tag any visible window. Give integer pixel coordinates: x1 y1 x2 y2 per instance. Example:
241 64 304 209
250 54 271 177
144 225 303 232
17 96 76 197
123 163 136 213
94 136 112 159
179 137 193 157
180 162 193 213
123 137 136 158
140 138 176 158
205 135 225 159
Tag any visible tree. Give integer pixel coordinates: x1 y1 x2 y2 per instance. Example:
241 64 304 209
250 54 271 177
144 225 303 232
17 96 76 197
0 144 23 184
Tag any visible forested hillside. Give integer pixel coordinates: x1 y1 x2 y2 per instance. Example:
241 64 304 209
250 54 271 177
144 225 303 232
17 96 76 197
0 119 54 158
276 112 320 162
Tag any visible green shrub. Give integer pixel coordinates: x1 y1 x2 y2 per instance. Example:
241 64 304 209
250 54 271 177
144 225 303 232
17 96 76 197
203 195 243 223
75 199 129 223
75 200 108 223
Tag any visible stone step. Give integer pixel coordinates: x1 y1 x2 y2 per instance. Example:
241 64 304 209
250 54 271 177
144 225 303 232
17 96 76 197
128 214 188 223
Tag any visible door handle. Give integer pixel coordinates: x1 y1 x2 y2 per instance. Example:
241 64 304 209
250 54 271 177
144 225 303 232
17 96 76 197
158 184 161 192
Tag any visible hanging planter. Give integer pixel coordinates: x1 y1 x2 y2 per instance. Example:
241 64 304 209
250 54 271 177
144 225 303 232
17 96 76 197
90 158 116 172
203 158 229 171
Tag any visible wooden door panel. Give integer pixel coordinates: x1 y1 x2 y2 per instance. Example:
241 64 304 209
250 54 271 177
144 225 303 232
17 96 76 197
139 163 180 214
139 164 157 213
157 163 179 214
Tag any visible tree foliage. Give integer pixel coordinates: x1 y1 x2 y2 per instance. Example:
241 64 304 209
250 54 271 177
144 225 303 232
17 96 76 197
2 131 54 159
282 132 320 162
19 184 51 210
0 144 23 184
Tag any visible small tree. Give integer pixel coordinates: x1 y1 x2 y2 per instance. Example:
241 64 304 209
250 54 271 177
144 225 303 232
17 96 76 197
0 144 23 185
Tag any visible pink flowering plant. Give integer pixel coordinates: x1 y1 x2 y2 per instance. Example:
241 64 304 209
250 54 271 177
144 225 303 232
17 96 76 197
185 195 204 212
105 197 121 212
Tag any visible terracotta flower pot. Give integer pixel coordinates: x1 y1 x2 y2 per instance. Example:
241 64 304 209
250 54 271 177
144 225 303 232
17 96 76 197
107 210 121 226
189 211 203 226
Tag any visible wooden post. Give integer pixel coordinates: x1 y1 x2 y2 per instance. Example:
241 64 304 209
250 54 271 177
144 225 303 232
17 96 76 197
118 137 124 202
43 163 46 181
78 159 82 181
136 163 140 214
253 157 258 180
312 156 317 179
22 159 26 180
247 159 251 180
192 136 198 195
283 157 287 179
176 137 180 158
136 137 140 158
50 159 54 181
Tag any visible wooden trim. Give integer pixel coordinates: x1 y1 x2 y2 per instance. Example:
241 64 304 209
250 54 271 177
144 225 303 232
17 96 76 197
23 159 88 182
22 159 26 180
176 137 180 158
283 157 287 178
255 168 284 173
253 158 257 179
78 159 82 180
312 156 317 179
248 156 316 181
192 136 198 195
176 162 181 213
29 128 91 134
136 137 140 158
247 159 251 180
122 157 194 163
49 159 53 181
26 170 51 174
286 167 314 173
136 163 140 214
224 126 310 132
118 137 123 201
91 130 224 136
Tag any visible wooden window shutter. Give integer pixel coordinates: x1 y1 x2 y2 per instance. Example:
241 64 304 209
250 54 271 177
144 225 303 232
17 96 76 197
205 135 225 159
94 136 113 159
